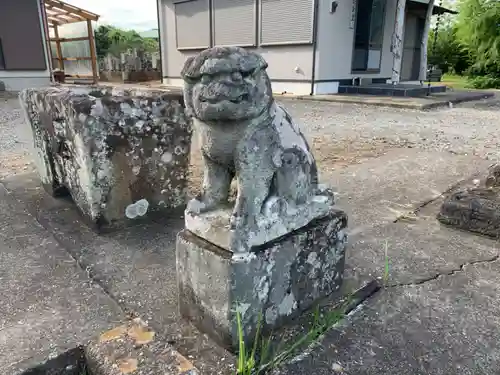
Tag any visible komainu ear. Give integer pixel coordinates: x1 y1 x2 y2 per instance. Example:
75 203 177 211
255 53 268 71
181 56 196 79
243 51 268 75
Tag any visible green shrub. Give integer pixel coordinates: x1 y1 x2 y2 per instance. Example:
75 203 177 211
467 75 500 89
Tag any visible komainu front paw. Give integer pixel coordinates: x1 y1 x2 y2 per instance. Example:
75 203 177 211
230 213 243 230
186 198 218 214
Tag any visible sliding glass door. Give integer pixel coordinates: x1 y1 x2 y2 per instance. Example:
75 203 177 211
351 0 387 72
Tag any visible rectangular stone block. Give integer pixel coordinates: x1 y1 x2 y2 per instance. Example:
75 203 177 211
19 86 192 231
176 209 348 350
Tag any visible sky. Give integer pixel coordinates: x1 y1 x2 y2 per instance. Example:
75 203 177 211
64 0 159 31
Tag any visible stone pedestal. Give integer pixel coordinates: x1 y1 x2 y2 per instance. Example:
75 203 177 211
176 208 348 350
19 87 191 231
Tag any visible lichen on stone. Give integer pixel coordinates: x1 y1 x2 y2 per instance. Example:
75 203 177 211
19 86 193 230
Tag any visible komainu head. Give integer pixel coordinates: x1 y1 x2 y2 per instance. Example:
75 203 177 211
181 46 273 122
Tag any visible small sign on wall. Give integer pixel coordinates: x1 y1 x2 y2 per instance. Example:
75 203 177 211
350 0 357 29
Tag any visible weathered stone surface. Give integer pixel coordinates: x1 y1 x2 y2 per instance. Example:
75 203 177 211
181 46 334 252
19 86 192 230
86 318 199 375
438 187 500 239
176 209 347 350
437 164 500 239
485 163 500 188
184 200 335 251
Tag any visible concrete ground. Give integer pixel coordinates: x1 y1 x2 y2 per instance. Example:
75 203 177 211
0 182 125 374
294 90 495 110
1 92 500 374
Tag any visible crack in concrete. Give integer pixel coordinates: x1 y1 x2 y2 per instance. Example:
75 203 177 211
388 167 500 288
392 173 485 224
386 254 500 288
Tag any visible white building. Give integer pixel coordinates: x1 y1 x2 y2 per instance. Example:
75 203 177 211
157 0 454 95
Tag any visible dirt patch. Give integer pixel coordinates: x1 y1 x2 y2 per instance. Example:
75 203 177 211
4 135 399 197
312 136 399 171
186 135 400 198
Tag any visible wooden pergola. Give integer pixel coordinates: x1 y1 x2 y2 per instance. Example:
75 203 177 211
41 0 100 83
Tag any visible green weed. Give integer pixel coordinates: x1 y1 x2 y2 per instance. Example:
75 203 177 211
383 240 390 286
235 299 348 374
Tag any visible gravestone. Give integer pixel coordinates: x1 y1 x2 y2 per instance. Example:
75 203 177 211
438 164 500 238
19 86 192 231
176 46 348 350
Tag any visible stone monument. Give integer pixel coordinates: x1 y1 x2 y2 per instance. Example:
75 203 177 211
175 47 348 349
438 164 500 238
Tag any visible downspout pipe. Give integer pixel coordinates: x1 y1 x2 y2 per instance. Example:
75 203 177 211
156 0 164 83
310 0 319 96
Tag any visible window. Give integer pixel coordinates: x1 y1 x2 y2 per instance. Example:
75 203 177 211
213 0 256 46
259 0 314 46
175 0 211 50
351 0 387 72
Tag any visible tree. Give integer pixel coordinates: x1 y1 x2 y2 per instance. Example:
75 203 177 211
143 38 159 53
455 0 500 76
94 25 159 58
428 24 471 74
94 25 113 57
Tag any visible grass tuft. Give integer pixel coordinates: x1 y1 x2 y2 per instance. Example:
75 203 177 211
383 240 390 287
235 298 349 374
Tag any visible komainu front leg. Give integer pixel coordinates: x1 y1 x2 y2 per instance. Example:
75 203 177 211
231 170 274 234
187 154 232 214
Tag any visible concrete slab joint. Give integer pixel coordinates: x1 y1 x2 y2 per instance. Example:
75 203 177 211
176 47 349 350
18 85 192 231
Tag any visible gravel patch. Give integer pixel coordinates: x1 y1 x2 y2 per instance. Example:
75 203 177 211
280 96 500 162
0 94 34 178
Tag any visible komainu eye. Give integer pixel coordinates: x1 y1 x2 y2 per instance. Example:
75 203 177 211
241 69 256 78
183 76 198 85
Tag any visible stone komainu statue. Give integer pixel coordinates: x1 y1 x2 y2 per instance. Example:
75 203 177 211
181 46 333 249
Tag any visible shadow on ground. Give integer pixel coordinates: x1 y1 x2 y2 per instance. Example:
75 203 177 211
2 172 236 374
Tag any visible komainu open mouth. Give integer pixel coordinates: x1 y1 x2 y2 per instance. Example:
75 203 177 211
200 93 250 104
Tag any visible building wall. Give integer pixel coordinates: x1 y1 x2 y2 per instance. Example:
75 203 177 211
0 0 51 91
157 0 427 95
314 0 398 87
158 0 315 95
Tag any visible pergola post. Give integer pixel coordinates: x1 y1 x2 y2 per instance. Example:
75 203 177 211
87 19 98 84
53 24 64 70
390 0 406 84
43 0 100 83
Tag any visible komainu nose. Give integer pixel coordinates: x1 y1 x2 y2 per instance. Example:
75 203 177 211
231 72 243 81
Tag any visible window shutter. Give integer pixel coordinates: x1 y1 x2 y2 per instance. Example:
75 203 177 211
260 0 314 45
175 0 211 50
0 0 47 70
213 0 256 46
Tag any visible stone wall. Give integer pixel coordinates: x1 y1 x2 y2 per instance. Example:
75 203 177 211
19 86 192 230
